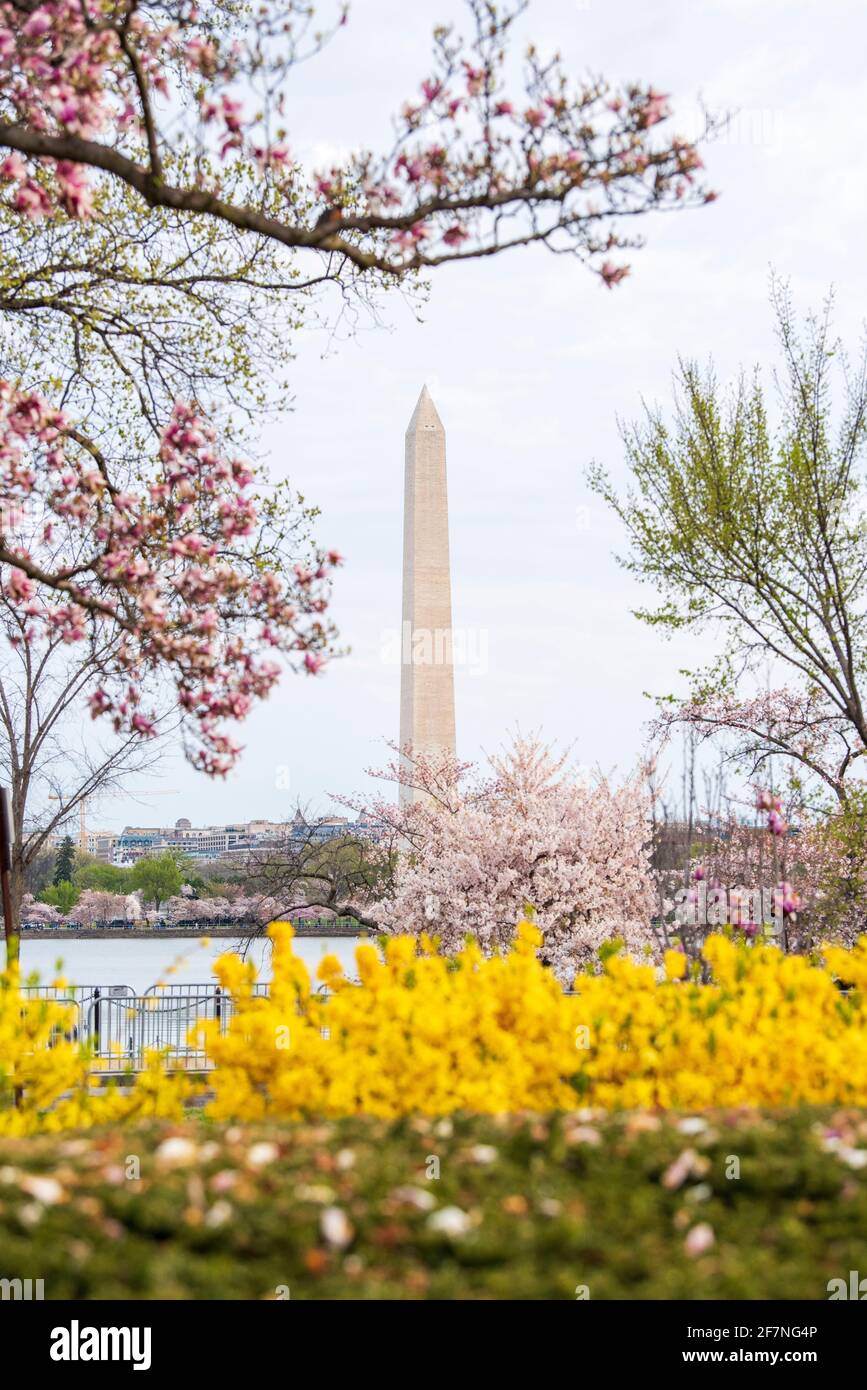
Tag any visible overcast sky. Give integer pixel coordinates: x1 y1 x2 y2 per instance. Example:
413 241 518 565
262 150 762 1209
94 0 867 831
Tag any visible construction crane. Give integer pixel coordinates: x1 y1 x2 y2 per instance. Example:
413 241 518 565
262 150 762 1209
48 789 179 852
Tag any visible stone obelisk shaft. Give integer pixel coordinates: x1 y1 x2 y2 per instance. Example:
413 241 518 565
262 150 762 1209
400 386 456 804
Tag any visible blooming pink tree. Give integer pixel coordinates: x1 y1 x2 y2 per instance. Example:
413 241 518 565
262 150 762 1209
0 390 338 775
657 781 867 951
163 894 217 924
19 893 61 925
125 892 143 922
0 2 716 283
253 895 292 926
71 889 129 924
784 792 867 946
161 892 290 925
344 735 657 982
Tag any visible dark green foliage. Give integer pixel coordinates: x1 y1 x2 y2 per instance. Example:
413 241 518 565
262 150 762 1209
52 836 76 887
1 1108 866 1299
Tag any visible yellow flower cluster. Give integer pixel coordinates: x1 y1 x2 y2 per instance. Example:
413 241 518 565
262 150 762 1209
0 967 186 1137
577 937 867 1109
203 923 867 1118
7 924 867 1132
203 921 581 1119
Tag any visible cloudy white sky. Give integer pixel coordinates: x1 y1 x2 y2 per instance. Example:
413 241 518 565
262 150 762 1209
96 0 867 831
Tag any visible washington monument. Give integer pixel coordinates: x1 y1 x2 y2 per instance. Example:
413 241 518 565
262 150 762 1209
399 386 456 804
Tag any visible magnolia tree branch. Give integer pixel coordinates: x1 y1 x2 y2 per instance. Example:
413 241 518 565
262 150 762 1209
0 1 717 288
0 389 340 774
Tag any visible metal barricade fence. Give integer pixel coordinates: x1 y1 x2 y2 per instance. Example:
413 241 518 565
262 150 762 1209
21 980 331 1070
87 993 222 1071
20 983 134 1013
21 982 239 1071
19 994 82 1047
88 985 312 1071
142 981 269 998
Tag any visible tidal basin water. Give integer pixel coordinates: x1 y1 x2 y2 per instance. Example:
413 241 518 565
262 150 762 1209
11 934 362 993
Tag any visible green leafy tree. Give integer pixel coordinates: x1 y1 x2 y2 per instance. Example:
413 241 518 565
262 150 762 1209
590 284 867 807
40 880 80 914
130 853 185 912
52 836 76 887
73 862 134 893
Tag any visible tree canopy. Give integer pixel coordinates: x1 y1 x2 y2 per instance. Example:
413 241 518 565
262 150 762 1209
130 850 184 910
591 284 867 806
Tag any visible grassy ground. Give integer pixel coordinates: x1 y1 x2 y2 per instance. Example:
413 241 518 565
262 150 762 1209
1 1107 866 1299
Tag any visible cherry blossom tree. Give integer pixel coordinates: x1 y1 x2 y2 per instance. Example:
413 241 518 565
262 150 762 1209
341 734 657 982
162 890 291 926
70 887 128 924
164 893 210 923
19 892 60 925
125 890 143 921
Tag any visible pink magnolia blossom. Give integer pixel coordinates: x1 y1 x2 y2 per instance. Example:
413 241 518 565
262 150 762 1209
600 260 630 289
638 88 671 129
0 389 337 774
0 3 715 278
55 159 93 217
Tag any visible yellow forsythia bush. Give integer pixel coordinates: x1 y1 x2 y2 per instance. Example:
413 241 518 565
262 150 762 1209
203 922 867 1118
582 937 867 1109
8 925 867 1132
203 921 580 1118
0 966 186 1136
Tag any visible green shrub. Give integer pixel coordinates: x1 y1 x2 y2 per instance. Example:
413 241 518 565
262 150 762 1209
0 1108 865 1299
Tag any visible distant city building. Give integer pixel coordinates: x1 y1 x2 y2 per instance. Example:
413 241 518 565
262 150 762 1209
111 812 380 864
87 830 119 862
47 829 118 862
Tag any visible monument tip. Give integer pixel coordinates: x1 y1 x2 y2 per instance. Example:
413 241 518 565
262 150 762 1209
406 383 443 433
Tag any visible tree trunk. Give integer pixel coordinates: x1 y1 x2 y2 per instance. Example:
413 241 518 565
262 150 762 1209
2 859 22 969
